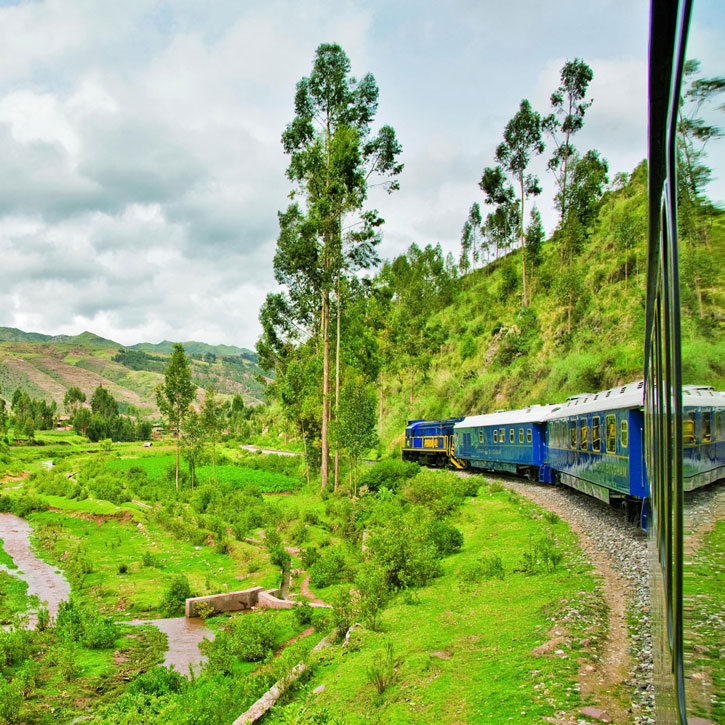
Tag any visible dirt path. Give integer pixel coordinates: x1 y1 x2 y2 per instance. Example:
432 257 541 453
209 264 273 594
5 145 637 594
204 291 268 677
491 478 634 724
1 470 30 490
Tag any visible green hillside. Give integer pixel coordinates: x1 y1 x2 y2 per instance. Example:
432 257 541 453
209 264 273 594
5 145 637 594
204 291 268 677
0 337 268 415
374 164 723 450
131 339 257 361
259 160 724 457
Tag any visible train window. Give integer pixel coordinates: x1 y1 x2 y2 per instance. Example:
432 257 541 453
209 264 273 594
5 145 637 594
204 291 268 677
509 428 514 443
518 428 524 443
570 421 577 449
580 420 588 450
560 421 565 447
499 427 505 443
592 416 601 452
620 420 628 449
527 428 532 443
683 412 696 445
606 414 616 453
493 429 498 443
702 411 711 443
479 430 484 444
716 411 722 441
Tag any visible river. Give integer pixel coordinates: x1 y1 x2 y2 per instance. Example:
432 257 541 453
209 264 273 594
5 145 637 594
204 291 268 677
0 512 213 674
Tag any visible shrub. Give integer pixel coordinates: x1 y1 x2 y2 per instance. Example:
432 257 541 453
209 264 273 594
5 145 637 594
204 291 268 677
213 612 276 664
358 459 419 493
309 550 348 589
118 563 128 574
128 665 186 696
161 575 192 616
426 520 463 556
292 602 314 627
367 516 443 590
82 614 118 649
142 551 162 568
0 675 22 724
353 563 391 632
56 599 84 642
520 536 563 575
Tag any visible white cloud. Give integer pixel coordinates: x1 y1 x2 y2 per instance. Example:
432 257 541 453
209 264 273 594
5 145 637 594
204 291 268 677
0 0 720 348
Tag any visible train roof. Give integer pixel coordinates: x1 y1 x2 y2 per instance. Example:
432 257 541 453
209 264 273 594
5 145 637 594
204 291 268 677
455 404 561 429
544 381 645 419
682 386 725 408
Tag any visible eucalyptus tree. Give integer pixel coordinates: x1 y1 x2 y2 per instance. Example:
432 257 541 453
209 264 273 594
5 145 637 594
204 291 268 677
156 343 195 490
491 99 544 305
275 42 402 490
479 165 520 265
677 59 724 200
459 220 472 276
63 386 86 417
542 59 594 224
200 383 223 480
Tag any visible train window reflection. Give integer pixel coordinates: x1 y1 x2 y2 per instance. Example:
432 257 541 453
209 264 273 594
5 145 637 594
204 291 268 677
606 414 616 453
500 427 505 443
570 421 577 449
580 421 589 450
684 412 696 445
518 428 524 443
592 416 601 452
716 411 722 441
702 411 711 443
621 420 628 449
527 429 532 443
509 428 514 443
493 429 498 443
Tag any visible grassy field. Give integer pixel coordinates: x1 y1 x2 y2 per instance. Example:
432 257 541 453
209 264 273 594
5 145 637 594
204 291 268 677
0 437 618 723
267 488 602 724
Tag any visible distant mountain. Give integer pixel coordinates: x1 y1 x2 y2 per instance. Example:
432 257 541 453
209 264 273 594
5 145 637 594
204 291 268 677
0 328 267 412
0 327 120 348
0 327 53 343
131 340 258 362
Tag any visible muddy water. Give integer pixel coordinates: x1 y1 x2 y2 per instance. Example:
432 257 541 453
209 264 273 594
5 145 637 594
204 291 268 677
0 512 70 621
130 616 215 675
0 512 213 675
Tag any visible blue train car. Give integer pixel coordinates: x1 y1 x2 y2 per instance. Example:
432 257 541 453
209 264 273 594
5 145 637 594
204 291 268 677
402 418 463 467
543 382 646 506
681 386 724 490
453 405 557 480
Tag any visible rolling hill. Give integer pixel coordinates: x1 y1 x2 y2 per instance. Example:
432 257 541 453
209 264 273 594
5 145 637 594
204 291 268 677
0 331 267 416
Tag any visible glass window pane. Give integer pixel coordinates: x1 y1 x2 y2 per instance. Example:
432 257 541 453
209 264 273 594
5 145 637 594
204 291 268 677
606 415 616 453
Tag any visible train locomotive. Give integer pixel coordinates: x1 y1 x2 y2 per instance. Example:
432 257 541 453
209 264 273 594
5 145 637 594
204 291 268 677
405 381 724 523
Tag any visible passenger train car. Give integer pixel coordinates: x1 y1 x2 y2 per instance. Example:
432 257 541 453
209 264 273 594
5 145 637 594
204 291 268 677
403 382 724 521
452 405 556 481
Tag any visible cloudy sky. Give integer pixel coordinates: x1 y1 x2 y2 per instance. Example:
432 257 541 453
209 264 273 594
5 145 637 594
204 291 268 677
0 0 722 349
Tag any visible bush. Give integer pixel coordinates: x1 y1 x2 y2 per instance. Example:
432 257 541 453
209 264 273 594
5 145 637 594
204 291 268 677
309 550 348 589
520 536 563 575
56 599 84 642
293 602 314 627
459 554 505 589
161 575 192 616
118 563 128 574
0 675 22 724
358 459 419 493
128 666 186 696
82 614 118 649
426 520 463 556
203 612 276 670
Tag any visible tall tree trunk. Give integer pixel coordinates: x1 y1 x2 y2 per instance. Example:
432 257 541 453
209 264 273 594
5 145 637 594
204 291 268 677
379 371 384 434
302 430 310 486
568 291 572 335
520 177 528 306
334 277 341 491
321 289 330 490
175 431 180 491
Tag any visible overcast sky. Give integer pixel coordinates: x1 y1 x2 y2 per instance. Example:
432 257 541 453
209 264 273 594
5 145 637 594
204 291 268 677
0 0 722 349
